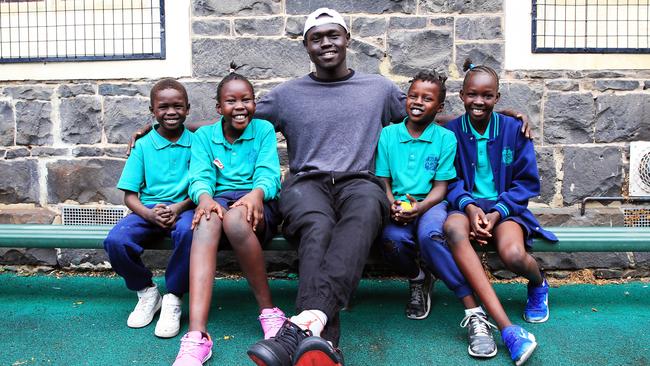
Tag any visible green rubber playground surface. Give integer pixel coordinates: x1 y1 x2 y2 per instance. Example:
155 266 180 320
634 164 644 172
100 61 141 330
1 273 649 366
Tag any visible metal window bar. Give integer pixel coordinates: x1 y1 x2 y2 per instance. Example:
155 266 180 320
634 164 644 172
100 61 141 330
0 0 165 63
532 0 650 54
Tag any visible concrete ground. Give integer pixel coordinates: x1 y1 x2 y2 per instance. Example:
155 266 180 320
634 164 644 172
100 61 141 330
2 273 649 366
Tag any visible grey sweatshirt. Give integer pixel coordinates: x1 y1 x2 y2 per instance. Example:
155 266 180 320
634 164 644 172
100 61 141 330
256 71 406 174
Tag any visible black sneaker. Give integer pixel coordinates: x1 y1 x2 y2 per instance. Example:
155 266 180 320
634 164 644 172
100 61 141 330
247 320 312 366
460 310 497 358
293 336 344 366
405 271 434 320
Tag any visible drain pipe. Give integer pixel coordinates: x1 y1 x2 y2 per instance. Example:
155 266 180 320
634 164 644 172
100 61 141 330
580 196 650 215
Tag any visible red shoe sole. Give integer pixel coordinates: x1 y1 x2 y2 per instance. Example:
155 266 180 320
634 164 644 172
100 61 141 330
294 350 342 366
249 354 268 366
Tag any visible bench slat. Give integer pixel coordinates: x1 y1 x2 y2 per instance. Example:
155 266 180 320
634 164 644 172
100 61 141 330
0 224 649 252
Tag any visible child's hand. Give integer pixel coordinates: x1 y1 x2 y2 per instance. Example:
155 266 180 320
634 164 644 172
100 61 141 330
397 194 420 224
230 189 265 231
192 196 224 230
466 204 492 245
160 203 183 228
389 200 403 223
147 204 173 229
127 124 153 156
483 211 501 233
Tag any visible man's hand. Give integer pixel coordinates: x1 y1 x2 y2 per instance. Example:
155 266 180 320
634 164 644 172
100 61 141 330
230 189 265 231
126 124 153 156
192 196 224 230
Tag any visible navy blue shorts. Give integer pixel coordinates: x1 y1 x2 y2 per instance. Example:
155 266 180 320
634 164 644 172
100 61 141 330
449 198 533 247
213 190 281 246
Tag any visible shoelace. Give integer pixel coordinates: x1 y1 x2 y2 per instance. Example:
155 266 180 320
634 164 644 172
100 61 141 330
161 304 181 320
177 336 205 357
460 311 497 336
502 327 531 352
527 284 547 308
409 282 425 306
259 311 286 330
134 293 158 314
273 321 312 355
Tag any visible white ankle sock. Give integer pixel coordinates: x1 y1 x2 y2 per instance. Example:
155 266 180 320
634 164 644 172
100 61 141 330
410 268 425 281
465 306 486 317
291 310 328 337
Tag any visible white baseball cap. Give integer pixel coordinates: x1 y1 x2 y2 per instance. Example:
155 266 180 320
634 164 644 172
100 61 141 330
303 8 349 37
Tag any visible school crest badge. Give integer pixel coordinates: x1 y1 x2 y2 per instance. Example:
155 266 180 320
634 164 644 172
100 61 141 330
425 155 438 172
502 147 514 165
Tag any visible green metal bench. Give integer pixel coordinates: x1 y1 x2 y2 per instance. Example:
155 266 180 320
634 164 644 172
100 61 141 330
0 224 650 252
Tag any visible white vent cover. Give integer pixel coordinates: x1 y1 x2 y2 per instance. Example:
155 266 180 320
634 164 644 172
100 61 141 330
630 142 650 196
61 205 129 226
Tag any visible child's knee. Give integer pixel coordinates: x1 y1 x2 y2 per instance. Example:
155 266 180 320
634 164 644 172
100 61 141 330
382 239 405 256
418 226 444 244
103 234 125 253
444 224 468 246
222 208 251 240
499 245 527 270
194 215 222 237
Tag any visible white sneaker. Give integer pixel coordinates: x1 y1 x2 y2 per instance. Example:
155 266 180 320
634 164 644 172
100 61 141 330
155 293 183 338
127 284 162 328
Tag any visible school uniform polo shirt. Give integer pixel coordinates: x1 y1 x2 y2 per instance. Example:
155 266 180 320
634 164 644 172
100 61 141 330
376 118 457 201
117 127 192 205
468 115 499 200
188 118 281 203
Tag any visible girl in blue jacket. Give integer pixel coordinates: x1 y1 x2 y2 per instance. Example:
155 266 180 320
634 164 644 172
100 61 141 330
443 60 558 366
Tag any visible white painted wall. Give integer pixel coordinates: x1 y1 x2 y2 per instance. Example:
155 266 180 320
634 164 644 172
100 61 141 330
0 0 191 81
505 0 650 70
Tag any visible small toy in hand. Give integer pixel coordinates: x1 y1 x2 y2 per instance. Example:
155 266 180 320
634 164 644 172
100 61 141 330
400 201 413 211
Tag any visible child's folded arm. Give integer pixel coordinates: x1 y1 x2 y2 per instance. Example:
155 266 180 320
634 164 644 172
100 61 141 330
492 132 541 219
252 124 281 201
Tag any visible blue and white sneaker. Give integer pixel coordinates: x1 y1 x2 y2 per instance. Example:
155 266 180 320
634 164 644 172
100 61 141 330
524 278 549 323
501 325 537 366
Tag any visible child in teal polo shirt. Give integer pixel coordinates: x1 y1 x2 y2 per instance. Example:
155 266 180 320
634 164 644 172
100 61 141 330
172 64 285 366
376 70 497 358
104 78 195 339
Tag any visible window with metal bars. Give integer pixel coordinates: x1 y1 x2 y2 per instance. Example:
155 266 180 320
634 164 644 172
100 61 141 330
532 0 650 53
0 0 165 63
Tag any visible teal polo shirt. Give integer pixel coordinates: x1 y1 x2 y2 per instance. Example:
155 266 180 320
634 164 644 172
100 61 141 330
117 127 193 205
469 119 499 200
376 118 457 201
188 118 281 203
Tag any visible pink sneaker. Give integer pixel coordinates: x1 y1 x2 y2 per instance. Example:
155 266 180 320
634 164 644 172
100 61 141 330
172 331 213 366
259 307 287 339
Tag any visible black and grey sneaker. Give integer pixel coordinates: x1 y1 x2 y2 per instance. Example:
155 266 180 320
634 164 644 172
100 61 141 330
247 319 312 366
405 271 434 320
460 310 498 358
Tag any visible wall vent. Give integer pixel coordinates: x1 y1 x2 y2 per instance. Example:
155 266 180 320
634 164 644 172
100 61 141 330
630 141 650 197
61 205 128 226
624 208 650 228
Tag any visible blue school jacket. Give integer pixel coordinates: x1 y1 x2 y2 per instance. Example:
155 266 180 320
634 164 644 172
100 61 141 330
445 113 557 242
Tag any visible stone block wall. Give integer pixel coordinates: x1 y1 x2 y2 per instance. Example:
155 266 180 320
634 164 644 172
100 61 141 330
1 0 648 277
